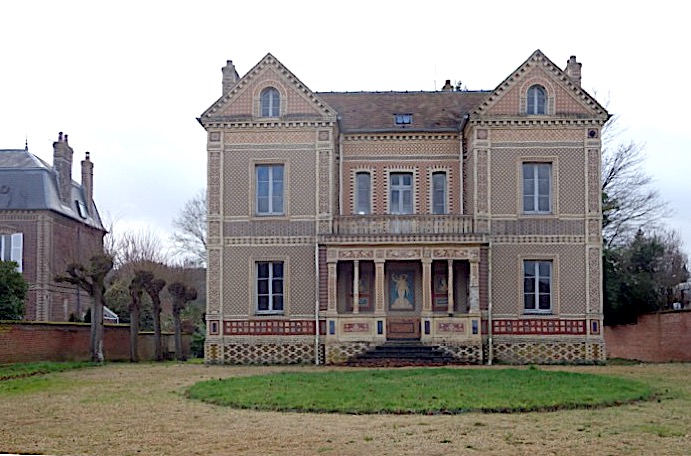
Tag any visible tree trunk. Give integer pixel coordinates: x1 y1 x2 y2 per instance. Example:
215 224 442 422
152 297 163 361
129 308 140 362
91 288 105 363
173 310 185 361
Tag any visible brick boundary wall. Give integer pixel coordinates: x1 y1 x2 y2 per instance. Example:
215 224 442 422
0 322 191 364
604 310 691 362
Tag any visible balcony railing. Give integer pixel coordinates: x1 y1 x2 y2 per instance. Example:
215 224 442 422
331 214 474 236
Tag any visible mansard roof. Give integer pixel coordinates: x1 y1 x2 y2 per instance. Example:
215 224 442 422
0 148 104 230
318 91 489 133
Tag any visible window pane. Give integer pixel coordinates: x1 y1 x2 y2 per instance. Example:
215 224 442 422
356 173 370 214
272 165 283 181
257 166 269 182
273 296 284 311
539 261 551 277
258 296 269 311
258 262 269 278
257 181 269 198
539 294 551 310
391 174 400 186
272 279 283 294
524 277 535 293
524 196 534 212
538 278 550 293
402 190 412 213
272 262 283 277
538 196 550 212
257 279 269 295
524 293 535 310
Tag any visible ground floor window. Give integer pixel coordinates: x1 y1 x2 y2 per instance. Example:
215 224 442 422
0 233 23 272
257 261 283 313
523 260 551 313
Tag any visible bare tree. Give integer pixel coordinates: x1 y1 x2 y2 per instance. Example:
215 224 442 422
143 276 166 361
168 282 198 361
171 190 207 267
128 270 155 362
55 254 113 363
601 114 670 247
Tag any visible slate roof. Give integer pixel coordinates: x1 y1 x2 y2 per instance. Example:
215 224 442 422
0 148 104 230
317 91 490 133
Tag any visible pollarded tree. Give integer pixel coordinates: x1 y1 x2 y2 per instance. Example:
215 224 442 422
128 270 154 362
0 260 28 320
168 282 198 361
143 276 166 361
55 254 114 363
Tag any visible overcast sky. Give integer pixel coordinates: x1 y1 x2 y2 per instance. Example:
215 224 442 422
1 1 689 255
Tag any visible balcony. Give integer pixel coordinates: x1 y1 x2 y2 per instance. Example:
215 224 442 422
330 214 476 237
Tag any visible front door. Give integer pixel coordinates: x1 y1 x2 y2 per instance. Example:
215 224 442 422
386 317 421 340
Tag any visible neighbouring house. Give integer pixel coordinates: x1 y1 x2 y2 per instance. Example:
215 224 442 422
198 50 608 364
0 133 106 321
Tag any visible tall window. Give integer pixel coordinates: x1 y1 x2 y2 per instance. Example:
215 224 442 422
260 87 280 117
257 261 284 313
355 172 371 214
389 172 413 214
432 172 447 214
522 163 551 213
0 233 23 272
527 85 546 115
256 164 284 215
524 260 552 313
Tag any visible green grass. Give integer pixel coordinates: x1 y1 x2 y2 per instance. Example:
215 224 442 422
0 361 94 395
186 367 653 414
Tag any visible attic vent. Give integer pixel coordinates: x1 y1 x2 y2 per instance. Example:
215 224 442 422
394 114 412 125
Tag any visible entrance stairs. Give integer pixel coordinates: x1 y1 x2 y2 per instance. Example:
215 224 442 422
343 341 462 367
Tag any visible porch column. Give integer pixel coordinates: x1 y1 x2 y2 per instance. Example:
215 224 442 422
469 259 480 312
422 259 432 312
375 259 385 313
352 260 360 314
447 259 454 314
327 261 337 313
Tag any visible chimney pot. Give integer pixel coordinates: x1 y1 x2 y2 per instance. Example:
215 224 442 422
565 55 582 87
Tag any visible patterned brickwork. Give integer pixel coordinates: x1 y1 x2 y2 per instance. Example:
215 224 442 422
325 341 372 364
587 148 600 214
493 319 586 335
342 135 459 157
491 243 586 315
476 150 488 214
223 319 316 335
435 342 483 364
207 250 221 314
588 247 601 314
491 219 584 236
492 128 582 142
208 151 221 215
219 338 320 364
489 337 605 364
224 220 315 237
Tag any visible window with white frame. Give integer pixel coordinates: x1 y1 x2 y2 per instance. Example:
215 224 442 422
432 171 447 214
256 164 284 215
355 172 371 215
389 172 413 214
523 260 552 313
260 87 280 117
527 85 546 115
0 233 23 272
257 261 284 313
522 163 551 213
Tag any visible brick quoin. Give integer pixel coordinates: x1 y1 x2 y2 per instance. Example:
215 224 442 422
604 310 691 362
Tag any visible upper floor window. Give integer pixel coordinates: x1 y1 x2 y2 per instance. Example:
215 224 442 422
0 233 23 272
524 260 552 313
527 85 546 115
260 87 280 117
394 114 413 125
355 172 371 215
389 172 413 214
256 261 284 313
522 163 551 214
432 172 447 214
256 164 284 215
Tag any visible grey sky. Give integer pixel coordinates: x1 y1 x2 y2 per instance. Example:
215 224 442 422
1 1 689 254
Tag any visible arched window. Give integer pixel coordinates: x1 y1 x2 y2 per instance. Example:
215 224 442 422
260 87 280 117
527 85 546 115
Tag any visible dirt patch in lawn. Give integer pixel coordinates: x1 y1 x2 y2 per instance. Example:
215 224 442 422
1 363 690 456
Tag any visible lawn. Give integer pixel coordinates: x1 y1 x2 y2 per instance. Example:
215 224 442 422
1 362 690 455
187 368 652 414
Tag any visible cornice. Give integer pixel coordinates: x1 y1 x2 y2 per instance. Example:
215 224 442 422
343 133 460 142
468 117 607 128
199 119 337 129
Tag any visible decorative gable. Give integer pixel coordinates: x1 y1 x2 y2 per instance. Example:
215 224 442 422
472 50 608 122
200 53 337 125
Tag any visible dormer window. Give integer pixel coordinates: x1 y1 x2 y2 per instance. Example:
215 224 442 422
75 200 88 218
394 114 413 125
260 87 280 117
527 85 546 115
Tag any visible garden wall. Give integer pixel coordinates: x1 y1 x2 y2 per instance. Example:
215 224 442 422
604 310 691 362
0 322 190 364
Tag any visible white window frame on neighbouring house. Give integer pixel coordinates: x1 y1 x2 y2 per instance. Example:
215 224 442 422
355 171 371 215
523 260 552 313
389 172 413 214
522 162 551 214
256 164 284 215
0 233 23 273
260 87 280 117
527 85 546 115
256 261 284 314
432 171 447 214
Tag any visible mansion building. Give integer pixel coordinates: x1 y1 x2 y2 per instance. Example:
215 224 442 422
198 50 608 364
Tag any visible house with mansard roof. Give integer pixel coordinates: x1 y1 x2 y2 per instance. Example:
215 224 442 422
0 133 106 321
199 50 608 364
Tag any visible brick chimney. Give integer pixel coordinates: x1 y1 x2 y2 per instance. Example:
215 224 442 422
441 79 453 92
53 132 74 205
81 151 93 211
222 60 239 95
565 55 582 87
